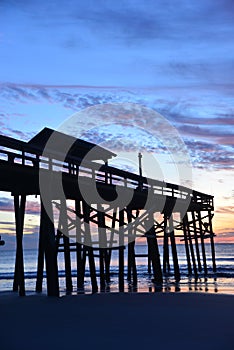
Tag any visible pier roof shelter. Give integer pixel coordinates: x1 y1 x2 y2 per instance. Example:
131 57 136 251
28 127 116 163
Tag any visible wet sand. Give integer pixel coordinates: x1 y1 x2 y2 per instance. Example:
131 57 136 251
0 292 233 350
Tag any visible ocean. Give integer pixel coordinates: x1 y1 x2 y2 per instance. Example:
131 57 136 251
0 243 233 295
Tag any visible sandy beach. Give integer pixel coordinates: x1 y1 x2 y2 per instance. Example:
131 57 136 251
0 292 233 350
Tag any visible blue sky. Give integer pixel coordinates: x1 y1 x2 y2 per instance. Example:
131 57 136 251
0 0 233 244
1 0 234 86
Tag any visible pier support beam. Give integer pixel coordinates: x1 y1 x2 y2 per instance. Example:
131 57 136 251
127 210 137 285
182 215 192 275
36 203 45 293
169 215 180 282
191 211 202 272
163 215 170 274
13 194 26 296
40 198 59 297
75 200 83 290
119 209 125 292
208 211 216 273
197 212 207 274
83 201 98 293
59 199 73 293
184 214 198 279
147 213 162 285
97 206 108 291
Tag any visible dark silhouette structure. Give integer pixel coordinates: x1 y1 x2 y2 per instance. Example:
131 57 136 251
0 235 5 246
0 128 216 296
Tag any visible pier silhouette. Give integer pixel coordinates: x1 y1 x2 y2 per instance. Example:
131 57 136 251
0 128 216 296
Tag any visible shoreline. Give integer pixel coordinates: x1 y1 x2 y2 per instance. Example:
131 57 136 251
1 276 233 296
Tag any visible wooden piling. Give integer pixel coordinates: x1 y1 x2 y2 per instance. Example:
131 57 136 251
99 248 105 291
208 210 216 273
147 237 151 273
127 210 137 285
163 215 170 274
36 202 45 293
63 234 73 292
147 213 162 284
13 194 26 296
41 198 59 297
104 249 110 283
75 200 83 289
97 206 107 291
102 209 111 284
197 211 207 274
83 201 98 293
169 215 180 282
81 247 87 286
119 209 125 292
191 211 202 272
103 208 118 284
106 209 117 267
127 213 132 281
59 199 73 292
184 214 198 278
182 215 192 275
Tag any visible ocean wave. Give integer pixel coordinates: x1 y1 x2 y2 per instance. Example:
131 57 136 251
1 265 234 280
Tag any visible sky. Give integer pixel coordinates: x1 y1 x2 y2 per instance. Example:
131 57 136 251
0 0 233 247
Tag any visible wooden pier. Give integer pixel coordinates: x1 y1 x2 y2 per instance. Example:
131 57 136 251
0 128 216 296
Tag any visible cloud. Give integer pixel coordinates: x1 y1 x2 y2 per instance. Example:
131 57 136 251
0 197 13 212
184 140 233 170
0 127 34 141
215 231 234 242
178 124 233 139
0 83 233 170
1 85 38 103
25 201 40 215
167 114 234 127
216 206 234 214
216 136 234 147
0 197 40 215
